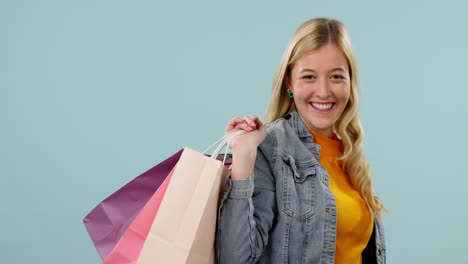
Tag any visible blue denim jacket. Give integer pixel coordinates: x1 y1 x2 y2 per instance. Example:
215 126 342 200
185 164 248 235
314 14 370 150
217 111 386 264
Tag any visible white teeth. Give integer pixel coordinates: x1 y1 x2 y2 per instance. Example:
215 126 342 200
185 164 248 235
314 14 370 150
311 102 333 111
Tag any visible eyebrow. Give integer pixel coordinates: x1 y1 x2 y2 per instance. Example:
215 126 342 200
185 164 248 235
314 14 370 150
299 67 347 74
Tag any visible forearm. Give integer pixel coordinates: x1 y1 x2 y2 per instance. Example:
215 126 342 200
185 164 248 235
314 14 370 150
230 147 257 180
217 177 259 264
218 147 258 263
217 145 276 264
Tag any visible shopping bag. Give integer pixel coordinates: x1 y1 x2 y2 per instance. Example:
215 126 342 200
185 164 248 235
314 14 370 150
136 131 244 264
83 149 183 259
103 166 176 264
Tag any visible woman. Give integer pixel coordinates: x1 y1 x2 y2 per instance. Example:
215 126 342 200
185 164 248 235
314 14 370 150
217 17 387 264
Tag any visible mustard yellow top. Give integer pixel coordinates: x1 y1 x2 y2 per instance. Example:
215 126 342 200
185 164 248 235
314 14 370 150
307 127 374 264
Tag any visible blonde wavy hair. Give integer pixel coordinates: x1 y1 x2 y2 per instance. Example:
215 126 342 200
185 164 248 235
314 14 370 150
265 17 386 218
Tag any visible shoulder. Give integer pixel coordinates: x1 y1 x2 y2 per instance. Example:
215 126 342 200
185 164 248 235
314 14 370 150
264 116 294 139
261 117 291 148
258 117 295 165
266 116 292 132
263 116 298 148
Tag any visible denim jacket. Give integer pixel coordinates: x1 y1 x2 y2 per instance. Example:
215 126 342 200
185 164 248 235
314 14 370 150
217 111 386 264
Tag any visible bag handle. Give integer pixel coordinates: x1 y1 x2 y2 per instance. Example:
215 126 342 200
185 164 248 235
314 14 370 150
204 130 247 165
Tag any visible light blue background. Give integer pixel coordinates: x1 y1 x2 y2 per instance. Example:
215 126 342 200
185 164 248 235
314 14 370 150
2 0 467 263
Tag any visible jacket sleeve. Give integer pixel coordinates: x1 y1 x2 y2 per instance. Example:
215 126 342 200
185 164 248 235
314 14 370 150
216 130 277 264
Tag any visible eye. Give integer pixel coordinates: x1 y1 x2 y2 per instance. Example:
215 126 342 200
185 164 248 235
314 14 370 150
302 75 315 80
331 74 345 80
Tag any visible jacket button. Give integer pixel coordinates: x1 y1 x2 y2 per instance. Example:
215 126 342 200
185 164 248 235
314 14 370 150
321 175 328 183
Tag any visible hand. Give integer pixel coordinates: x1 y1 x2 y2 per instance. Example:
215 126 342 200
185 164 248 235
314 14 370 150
225 116 266 152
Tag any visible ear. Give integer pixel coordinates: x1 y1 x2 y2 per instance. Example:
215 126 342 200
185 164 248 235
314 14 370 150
284 74 292 91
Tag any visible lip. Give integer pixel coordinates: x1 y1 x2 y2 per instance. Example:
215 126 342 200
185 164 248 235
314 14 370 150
309 102 335 114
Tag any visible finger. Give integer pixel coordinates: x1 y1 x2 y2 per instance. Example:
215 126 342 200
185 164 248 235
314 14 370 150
226 117 246 132
254 117 263 126
236 122 255 131
243 116 257 128
250 116 261 126
228 117 246 125
251 116 265 127
225 126 235 133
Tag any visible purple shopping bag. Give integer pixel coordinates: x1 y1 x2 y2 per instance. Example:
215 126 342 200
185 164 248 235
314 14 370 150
83 149 183 260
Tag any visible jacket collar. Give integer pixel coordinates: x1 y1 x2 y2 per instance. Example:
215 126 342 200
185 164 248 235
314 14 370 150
286 111 314 139
284 111 322 159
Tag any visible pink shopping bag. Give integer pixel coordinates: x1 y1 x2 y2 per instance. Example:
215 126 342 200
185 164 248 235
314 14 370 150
83 150 183 259
102 166 176 264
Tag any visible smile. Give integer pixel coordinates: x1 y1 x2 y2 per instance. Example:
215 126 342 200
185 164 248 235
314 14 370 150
309 102 335 113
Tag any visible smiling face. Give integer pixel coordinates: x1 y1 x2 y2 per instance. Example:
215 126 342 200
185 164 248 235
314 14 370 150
286 43 351 138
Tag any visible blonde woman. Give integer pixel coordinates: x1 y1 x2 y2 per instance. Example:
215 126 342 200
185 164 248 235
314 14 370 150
217 17 386 264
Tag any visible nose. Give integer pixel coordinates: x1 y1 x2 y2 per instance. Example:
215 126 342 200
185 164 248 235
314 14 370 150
316 78 331 99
